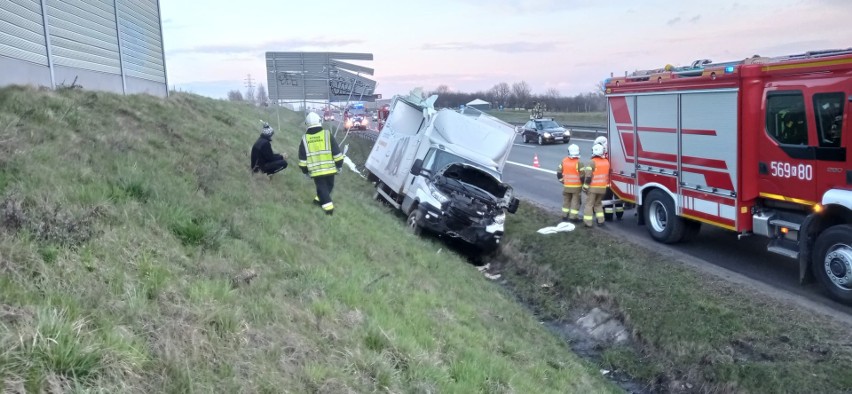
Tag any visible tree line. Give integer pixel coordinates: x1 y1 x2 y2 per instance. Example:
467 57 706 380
427 81 606 112
228 83 268 105
225 80 605 112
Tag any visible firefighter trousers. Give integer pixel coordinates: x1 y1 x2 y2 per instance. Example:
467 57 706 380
561 186 582 220
312 174 336 215
583 190 606 227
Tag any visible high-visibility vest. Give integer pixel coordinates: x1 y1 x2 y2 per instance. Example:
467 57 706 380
560 157 582 188
589 156 610 190
302 130 338 177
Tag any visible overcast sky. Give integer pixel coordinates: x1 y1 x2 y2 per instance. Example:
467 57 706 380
161 0 852 100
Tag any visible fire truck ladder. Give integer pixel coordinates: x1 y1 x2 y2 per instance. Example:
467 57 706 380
625 48 852 81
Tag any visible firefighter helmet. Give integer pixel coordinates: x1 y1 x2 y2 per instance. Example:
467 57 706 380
305 112 322 128
592 143 605 157
261 122 274 137
594 136 608 154
567 144 580 158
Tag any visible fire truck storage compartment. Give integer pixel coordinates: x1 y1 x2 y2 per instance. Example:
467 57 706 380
609 90 740 230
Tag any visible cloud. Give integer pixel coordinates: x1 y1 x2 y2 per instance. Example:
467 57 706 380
168 38 364 56
667 17 682 26
454 0 599 13
420 41 561 53
689 14 701 22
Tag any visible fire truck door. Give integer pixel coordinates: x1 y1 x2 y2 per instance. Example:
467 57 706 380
811 91 847 194
758 89 819 204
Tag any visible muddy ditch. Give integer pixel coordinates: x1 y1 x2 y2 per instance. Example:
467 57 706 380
474 259 653 394
431 237 651 393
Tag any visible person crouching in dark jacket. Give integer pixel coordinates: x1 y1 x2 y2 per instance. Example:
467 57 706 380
250 123 288 176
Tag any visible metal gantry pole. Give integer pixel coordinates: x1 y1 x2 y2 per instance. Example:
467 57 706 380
39 0 55 89
155 0 168 97
112 0 127 94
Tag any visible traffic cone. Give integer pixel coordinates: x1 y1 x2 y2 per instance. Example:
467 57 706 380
533 154 540 168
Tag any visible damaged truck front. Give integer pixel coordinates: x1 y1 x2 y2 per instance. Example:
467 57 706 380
365 91 520 251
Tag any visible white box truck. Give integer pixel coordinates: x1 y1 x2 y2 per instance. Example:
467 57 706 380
365 91 520 251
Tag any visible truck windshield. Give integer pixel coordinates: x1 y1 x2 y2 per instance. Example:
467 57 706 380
426 149 500 180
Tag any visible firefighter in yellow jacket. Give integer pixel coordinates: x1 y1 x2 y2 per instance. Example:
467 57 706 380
557 144 583 222
582 143 610 227
298 112 344 215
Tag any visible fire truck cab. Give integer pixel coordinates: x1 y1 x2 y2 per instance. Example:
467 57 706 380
604 49 852 303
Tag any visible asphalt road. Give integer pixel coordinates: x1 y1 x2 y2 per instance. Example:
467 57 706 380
502 132 852 317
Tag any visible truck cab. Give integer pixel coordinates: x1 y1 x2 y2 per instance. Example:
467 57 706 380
743 60 851 302
365 91 520 252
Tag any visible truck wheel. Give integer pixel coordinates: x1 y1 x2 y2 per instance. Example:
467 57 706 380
373 182 384 202
643 189 686 244
406 209 424 236
812 225 852 303
603 189 614 221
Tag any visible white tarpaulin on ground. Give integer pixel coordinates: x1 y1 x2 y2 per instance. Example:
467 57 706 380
536 222 576 234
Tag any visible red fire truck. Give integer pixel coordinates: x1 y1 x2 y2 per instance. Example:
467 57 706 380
604 49 852 303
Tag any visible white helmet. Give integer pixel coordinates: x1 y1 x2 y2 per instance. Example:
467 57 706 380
305 112 322 129
592 143 605 157
594 136 608 154
567 144 580 158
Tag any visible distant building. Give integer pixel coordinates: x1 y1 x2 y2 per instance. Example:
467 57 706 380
0 0 167 97
466 98 491 111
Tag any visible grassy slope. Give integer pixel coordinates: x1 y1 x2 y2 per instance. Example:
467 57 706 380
0 86 612 393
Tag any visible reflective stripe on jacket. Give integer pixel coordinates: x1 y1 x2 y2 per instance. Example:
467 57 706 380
560 157 582 188
589 156 610 190
301 130 341 177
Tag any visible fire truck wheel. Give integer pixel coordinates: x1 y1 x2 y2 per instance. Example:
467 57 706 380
643 189 686 244
407 209 424 236
812 225 852 303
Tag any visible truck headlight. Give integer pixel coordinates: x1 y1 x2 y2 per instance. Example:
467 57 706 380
494 213 506 225
543 132 552 138
504 187 514 202
428 183 449 204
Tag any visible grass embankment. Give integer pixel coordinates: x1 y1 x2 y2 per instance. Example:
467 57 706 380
0 86 611 392
493 207 852 393
486 110 606 126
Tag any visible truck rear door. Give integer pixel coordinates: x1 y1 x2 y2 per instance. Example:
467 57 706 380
365 98 427 193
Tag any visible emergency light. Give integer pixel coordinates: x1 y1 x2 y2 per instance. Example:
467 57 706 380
725 66 735 73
